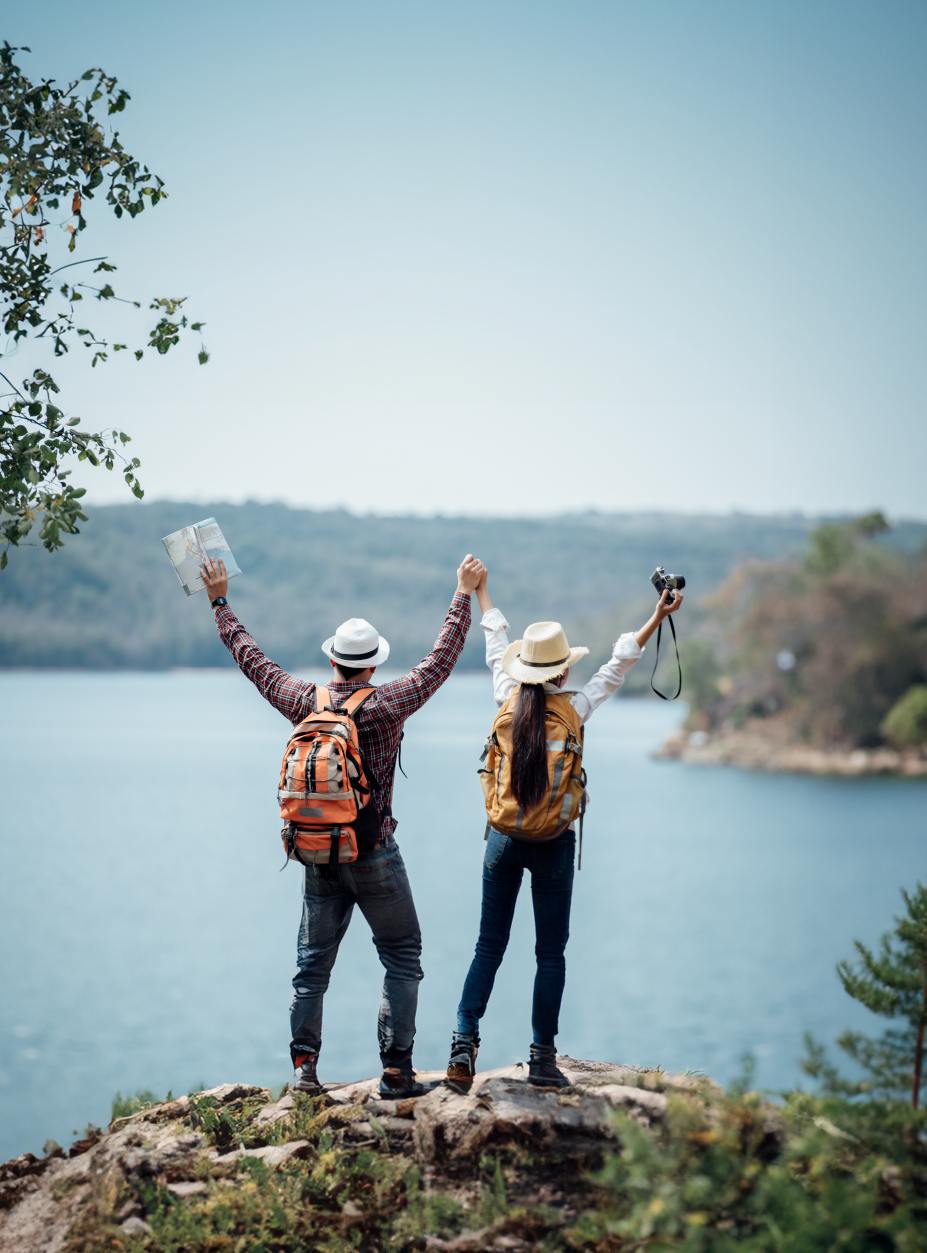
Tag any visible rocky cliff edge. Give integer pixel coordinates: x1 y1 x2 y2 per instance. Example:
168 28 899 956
0 1057 742 1252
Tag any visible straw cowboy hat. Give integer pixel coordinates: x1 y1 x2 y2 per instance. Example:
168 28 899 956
502 621 588 685
322 618 390 669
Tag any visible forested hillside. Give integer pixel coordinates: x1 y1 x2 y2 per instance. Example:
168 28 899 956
1 503 924 677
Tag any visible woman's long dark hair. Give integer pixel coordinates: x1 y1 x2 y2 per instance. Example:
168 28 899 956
510 682 549 810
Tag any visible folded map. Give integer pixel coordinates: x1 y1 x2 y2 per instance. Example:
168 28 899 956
161 518 242 596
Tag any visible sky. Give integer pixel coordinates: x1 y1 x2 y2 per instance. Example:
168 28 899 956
8 0 927 518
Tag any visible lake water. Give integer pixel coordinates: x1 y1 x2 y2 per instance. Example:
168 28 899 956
1 669 925 1162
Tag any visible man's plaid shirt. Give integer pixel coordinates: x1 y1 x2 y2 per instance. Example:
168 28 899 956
214 592 472 843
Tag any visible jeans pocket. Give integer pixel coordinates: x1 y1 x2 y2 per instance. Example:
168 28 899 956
352 849 399 895
527 833 574 881
484 828 508 870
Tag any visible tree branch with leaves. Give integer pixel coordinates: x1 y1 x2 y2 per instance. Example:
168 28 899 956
804 882 927 1110
0 41 206 569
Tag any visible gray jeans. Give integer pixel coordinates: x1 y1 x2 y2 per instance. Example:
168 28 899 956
290 841 423 1069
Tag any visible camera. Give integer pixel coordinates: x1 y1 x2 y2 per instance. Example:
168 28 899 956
651 565 686 606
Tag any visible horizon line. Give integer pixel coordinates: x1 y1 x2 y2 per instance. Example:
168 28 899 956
72 499 927 526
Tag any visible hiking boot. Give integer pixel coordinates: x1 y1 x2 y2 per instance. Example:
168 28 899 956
527 1044 570 1089
291 1052 324 1096
445 1031 480 1093
379 1067 426 1099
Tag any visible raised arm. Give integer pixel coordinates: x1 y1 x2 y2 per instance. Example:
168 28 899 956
572 588 685 723
475 569 516 707
375 555 484 721
634 588 684 649
200 555 314 722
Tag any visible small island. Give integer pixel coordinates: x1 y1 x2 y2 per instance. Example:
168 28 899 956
657 514 927 777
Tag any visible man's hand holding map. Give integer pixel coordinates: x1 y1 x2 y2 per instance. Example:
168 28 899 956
161 518 241 596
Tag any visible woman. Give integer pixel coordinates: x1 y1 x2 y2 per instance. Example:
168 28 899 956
446 570 684 1090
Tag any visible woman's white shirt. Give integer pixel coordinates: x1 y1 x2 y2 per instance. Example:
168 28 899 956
479 607 642 724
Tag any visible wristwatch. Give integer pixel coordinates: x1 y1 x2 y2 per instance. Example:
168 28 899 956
210 596 228 609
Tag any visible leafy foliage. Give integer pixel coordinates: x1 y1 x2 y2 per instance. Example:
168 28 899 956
804 511 891 576
582 1084 927 1252
882 686 927 748
0 42 206 568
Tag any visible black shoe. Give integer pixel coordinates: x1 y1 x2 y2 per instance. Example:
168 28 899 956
527 1044 570 1088
292 1052 324 1095
445 1031 480 1093
379 1067 426 1099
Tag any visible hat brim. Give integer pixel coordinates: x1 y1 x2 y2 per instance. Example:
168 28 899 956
501 640 589 685
321 635 390 669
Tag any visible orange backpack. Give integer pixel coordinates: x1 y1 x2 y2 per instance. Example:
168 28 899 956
279 686 379 868
478 689 587 858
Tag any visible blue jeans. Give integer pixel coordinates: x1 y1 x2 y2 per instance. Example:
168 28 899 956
290 841 423 1069
457 827 575 1048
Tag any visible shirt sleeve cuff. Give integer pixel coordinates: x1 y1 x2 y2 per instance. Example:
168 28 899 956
614 632 642 659
481 607 510 632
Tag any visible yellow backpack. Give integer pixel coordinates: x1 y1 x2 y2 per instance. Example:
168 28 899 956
478 689 587 861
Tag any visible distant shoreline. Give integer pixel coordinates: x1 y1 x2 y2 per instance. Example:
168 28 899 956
656 724 927 777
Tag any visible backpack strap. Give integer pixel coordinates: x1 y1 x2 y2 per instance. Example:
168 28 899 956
318 823 343 882
314 684 374 715
334 686 380 785
337 686 376 717
577 769 587 871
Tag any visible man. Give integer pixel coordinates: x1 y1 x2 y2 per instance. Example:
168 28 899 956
199 552 485 1098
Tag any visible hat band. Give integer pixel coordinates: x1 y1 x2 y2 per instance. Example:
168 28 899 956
518 652 570 668
332 643 379 661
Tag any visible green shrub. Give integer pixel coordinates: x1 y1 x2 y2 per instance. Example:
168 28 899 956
882 685 927 747
832 881 927 1107
111 1088 168 1121
583 1082 927 1251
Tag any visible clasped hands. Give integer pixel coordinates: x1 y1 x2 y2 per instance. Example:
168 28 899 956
456 554 487 595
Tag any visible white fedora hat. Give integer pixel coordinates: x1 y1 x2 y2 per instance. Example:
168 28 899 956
502 621 588 685
322 618 390 669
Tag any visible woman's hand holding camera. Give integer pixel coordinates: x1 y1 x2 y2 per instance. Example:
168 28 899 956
656 587 683 620
635 587 683 648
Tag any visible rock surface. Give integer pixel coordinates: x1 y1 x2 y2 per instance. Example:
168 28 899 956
411 1058 670 1166
0 1061 703 1253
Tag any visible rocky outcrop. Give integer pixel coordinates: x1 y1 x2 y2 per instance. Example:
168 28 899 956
657 723 927 776
0 1059 706 1252
409 1058 671 1165
0 1090 217 1253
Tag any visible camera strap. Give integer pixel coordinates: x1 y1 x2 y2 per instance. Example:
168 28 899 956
650 614 682 700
